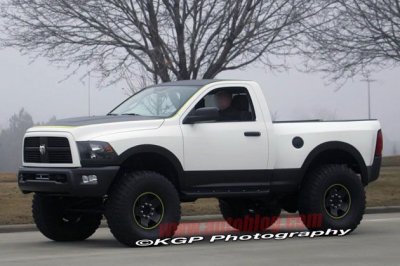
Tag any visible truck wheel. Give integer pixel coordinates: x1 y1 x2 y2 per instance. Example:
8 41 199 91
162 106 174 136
219 198 281 232
298 164 365 232
105 171 181 247
32 194 102 241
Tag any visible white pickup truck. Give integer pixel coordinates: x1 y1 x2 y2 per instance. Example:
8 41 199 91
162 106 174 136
18 79 382 247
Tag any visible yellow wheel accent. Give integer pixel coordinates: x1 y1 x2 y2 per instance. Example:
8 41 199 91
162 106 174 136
323 184 352 219
133 192 164 230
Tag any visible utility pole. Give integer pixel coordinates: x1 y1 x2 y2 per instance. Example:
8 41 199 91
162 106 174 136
361 74 376 119
88 71 91 116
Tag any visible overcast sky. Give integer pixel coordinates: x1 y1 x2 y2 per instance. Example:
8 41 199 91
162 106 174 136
0 48 399 155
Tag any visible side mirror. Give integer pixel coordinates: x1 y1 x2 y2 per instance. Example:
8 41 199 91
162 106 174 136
183 107 219 124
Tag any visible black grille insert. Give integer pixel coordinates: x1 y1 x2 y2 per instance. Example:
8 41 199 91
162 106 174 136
24 137 72 163
20 173 68 183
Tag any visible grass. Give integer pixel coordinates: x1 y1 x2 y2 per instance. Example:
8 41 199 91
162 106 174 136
0 173 17 183
1 158 399 225
0 182 33 225
365 166 400 206
381 156 400 167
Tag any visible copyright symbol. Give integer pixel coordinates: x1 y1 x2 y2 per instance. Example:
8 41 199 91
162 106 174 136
135 239 153 247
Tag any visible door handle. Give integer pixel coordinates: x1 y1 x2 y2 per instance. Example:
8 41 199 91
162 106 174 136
244 131 261 137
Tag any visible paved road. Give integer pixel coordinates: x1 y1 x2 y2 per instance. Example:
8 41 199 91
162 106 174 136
1 212 400 266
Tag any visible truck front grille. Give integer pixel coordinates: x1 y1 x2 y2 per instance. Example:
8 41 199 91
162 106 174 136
24 137 72 164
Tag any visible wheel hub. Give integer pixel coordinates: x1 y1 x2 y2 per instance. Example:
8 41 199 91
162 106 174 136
133 192 164 230
139 202 155 218
324 184 351 219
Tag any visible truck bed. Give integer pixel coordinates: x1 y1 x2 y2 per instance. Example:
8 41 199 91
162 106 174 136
273 119 378 123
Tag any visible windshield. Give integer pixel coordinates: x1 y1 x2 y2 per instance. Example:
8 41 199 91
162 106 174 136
109 85 200 117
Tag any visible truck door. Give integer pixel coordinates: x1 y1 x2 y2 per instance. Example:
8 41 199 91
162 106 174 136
180 85 269 193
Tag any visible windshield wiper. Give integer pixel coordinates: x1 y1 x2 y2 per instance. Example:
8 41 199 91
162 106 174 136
121 113 141 116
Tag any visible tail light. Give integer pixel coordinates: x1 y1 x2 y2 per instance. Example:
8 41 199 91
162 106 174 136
375 129 383 157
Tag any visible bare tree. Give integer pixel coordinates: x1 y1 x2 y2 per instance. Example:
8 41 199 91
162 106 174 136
121 66 153 95
299 0 400 82
0 109 34 172
0 0 324 86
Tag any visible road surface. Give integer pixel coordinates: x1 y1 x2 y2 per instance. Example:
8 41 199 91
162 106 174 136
1 212 399 266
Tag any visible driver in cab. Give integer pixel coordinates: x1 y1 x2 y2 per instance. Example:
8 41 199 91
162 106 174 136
215 90 241 122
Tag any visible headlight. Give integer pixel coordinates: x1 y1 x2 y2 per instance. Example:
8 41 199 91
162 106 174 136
77 141 117 164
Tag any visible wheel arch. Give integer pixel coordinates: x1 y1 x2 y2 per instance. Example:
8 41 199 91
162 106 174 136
301 141 368 185
114 144 184 191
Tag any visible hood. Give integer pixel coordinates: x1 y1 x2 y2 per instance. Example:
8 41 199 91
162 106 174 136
47 115 159 126
27 115 164 140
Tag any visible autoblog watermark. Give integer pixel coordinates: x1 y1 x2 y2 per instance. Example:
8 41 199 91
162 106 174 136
135 228 352 247
159 214 322 237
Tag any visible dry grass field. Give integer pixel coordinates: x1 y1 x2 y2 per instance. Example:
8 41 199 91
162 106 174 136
0 173 33 224
381 155 400 167
1 156 399 225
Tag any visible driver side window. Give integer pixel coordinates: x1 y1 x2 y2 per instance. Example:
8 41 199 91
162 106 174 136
192 87 256 122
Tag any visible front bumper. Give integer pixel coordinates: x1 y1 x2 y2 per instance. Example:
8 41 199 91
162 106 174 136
18 166 120 197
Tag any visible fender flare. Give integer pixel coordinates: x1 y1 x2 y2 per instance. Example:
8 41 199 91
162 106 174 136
301 141 368 184
117 144 184 185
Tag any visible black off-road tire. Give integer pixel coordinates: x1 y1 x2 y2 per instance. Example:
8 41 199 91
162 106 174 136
105 171 181 247
32 194 102 241
219 198 281 232
298 164 365 232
